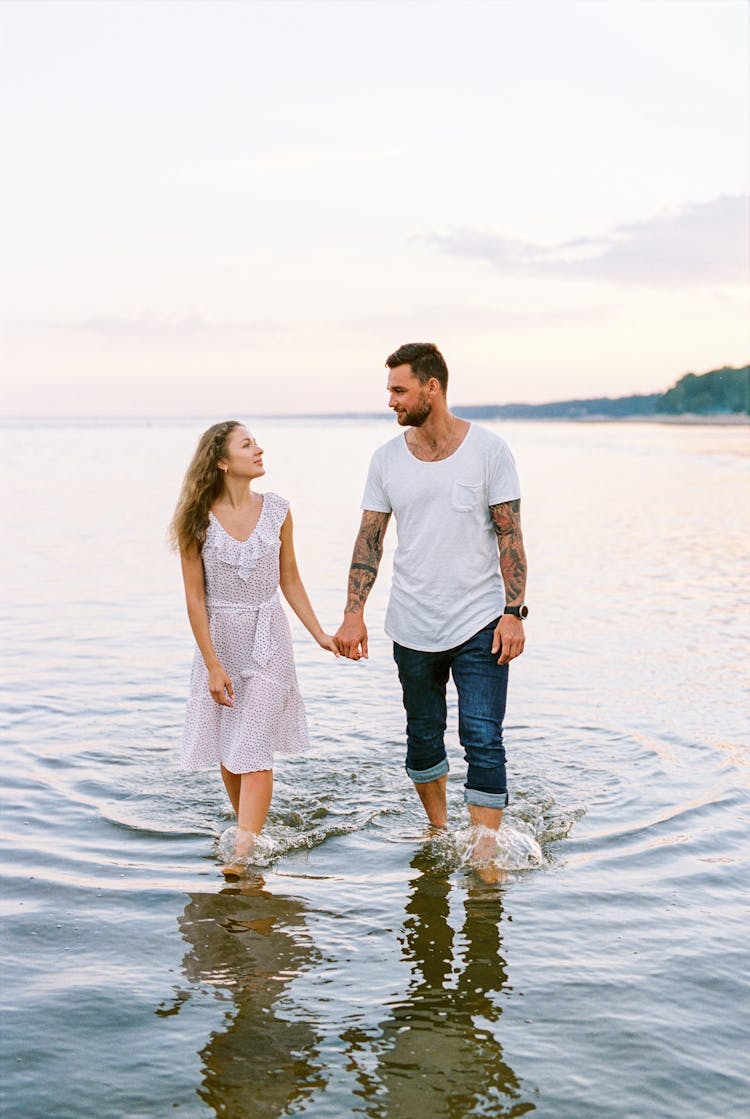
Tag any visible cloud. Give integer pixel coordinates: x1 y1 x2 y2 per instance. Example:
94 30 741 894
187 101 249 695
343 302 610 336
419 196 748 285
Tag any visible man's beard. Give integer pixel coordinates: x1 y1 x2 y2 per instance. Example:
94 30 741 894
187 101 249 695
397 394 432 427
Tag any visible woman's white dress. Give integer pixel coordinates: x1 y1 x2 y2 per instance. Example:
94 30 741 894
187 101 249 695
181 491 309 773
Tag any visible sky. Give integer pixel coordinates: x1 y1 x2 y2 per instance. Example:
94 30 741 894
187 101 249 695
0 0 747 417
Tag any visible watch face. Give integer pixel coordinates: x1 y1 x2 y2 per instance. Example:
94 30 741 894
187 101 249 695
520 604 529 619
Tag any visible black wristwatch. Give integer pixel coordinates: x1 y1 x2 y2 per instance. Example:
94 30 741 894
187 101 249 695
503 604 529 619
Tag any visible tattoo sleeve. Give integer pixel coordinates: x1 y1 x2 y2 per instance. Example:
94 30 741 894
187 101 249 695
489 499 527 606
345 510 391 613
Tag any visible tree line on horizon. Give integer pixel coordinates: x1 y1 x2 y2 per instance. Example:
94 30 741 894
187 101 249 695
454 364 750 419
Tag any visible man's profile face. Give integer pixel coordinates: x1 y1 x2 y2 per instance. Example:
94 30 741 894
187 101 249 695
387 364 432 427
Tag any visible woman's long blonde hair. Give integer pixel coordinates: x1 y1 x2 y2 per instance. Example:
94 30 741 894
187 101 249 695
169 420 240 554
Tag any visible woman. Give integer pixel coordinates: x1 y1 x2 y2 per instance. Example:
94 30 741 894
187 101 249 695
170 420 337 875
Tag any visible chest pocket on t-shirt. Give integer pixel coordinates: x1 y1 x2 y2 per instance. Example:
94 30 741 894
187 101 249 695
451 480 483 512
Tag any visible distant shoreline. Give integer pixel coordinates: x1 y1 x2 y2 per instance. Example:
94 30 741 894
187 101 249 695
517 413 750 426
1 412 748 427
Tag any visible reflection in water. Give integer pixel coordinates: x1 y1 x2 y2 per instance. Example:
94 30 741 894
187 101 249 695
345 851 534 1118
160 877 324 1118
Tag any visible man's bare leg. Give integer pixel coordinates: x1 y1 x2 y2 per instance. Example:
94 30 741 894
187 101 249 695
468 804 504 879
468 805 503 831
413 775 448 829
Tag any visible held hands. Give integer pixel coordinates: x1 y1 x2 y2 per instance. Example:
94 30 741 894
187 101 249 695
208 663 234 707
316 632 341 657
334 613 368 660
492 615 525 666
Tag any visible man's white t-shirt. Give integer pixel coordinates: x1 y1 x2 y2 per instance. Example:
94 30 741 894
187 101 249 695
361 423 521 652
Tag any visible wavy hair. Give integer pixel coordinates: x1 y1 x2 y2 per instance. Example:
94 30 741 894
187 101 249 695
169 420 241 554
385 342 449 393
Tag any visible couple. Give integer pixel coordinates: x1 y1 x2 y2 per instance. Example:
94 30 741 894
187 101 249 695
171 342 528 876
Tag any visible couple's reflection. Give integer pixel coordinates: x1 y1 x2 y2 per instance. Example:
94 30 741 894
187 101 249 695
162 875 323 1118
164 855 531 1118
345 849 534 1118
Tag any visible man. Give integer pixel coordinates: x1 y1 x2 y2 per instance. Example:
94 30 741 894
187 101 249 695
335 343 528 849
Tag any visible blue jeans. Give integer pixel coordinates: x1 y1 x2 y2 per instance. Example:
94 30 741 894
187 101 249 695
392 620 509 809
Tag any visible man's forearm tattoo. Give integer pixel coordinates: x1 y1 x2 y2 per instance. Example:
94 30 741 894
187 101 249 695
489 499 527 605
345 511 391 613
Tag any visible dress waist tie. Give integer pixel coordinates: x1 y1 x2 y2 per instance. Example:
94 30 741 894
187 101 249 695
206 593 278 667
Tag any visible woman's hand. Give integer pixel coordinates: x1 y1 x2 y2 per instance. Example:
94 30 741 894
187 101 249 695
208 664 234 706
317 632 341 657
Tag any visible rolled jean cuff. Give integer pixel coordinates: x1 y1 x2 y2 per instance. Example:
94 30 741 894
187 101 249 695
464 787 509 809
407 759 449 784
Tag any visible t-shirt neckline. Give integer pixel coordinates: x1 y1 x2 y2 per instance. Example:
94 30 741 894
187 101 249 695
401 421 473 465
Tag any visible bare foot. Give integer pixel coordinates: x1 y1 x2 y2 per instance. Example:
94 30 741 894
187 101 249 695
472 827 500 862
469 826 507 884
427 822 448 836
475 861 507 885
220 827 257 878
235 827 256 861
220 864 244 880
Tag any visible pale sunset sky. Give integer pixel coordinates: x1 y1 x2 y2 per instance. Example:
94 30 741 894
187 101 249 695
0 0 747 417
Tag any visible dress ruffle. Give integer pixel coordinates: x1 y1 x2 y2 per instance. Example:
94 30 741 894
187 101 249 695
204 510 282 581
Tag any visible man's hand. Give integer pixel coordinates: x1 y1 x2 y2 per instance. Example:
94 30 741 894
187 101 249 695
492 615 525 666
335 613 369 660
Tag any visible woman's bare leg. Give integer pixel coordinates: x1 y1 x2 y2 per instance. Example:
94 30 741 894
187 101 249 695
221 770 274 876
238 770 273 836
221 765 241 815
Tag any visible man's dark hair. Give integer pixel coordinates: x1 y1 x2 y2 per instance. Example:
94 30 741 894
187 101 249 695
385 342 449 393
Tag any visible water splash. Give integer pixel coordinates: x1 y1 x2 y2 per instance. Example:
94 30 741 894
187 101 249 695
455 822 544 871
507 775 587 845
216 826 278 870
424 820 545 875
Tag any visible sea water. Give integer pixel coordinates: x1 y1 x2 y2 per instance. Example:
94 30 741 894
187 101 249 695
0 417 748 1118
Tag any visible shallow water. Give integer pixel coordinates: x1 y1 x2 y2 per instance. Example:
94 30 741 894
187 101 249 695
1 418 748 1118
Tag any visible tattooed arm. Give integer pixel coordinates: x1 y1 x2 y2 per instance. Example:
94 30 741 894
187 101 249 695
334 510 391 660
489 498 528 665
